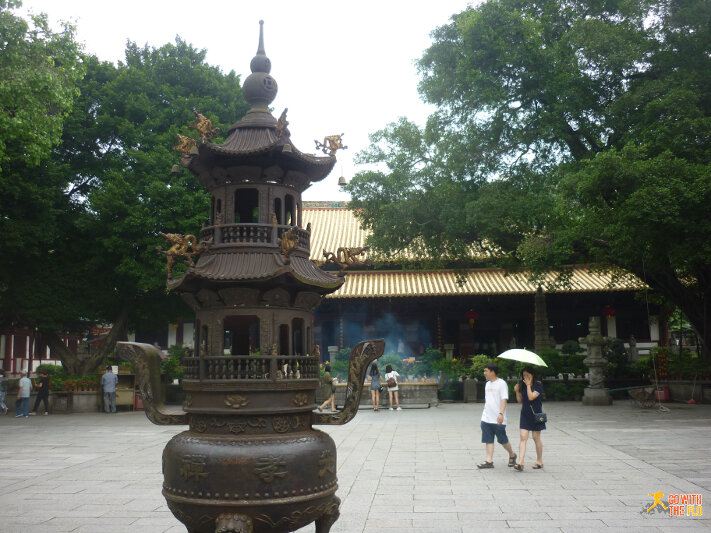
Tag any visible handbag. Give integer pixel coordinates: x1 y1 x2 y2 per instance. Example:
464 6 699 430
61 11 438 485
386 377 397 388
530 405 547 424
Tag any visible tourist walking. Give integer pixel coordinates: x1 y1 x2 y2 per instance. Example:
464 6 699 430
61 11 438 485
0 370 8 414
384 364 401 411
30 370 50 415
0 369 8 414
318 362 337 413
369 362 381 411
101 365 119 413
513 366 545 471
15 372 32 418
477 362 517 469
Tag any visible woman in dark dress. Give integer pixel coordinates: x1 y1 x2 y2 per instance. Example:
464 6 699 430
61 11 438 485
369 363 381 412
513 366 545 471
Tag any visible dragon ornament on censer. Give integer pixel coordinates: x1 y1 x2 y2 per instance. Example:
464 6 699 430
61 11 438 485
119 21 383 533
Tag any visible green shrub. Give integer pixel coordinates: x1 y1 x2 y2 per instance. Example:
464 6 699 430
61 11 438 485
604 338 629 378
378 353 404 374
665 349 711 379
161 344 184 381
543 381 585 401
328 347 354 380
432 357 467 382
562 353 586 376
415 348 442 377
35 363 64 377
467 354 493 379
561 340 581 355
630 356 652 378
35 364 69 391
330 360 348 380
538 349 561 377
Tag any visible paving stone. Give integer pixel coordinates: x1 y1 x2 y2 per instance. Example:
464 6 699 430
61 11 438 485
1 402 710 532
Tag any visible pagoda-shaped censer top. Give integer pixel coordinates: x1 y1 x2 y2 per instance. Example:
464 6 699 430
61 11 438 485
169 21 344 301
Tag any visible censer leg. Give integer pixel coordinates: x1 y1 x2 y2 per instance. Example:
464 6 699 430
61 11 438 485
315 496 340 533
215 512 253 533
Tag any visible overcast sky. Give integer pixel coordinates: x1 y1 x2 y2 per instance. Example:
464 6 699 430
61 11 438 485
18 0 477 200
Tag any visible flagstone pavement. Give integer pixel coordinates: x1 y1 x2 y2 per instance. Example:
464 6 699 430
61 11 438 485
1 401 710 533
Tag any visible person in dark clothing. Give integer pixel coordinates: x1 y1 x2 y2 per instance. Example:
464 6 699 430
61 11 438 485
513 366 546 470
369 362 381 411
31 370 50 415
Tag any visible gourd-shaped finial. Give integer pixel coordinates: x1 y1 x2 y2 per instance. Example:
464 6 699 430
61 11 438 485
243 20 278 108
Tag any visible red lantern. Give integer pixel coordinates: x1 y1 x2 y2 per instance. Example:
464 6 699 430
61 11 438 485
602 306 616 321
465 310 479 327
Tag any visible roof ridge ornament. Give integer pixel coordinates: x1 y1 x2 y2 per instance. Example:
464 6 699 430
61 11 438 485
315 133 348 157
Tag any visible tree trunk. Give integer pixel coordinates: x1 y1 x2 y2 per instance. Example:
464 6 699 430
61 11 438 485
629 265 710 361
43 330 81 374
83 307 129 373
42 307 130 375
534 286 550 353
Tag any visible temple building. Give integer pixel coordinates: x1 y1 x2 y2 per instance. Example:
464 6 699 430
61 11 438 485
302 201 663 361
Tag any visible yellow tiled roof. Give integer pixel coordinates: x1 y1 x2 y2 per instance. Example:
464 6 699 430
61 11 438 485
303 207 368 263
302 205 644 298
325 267 643 299
303 205 492 262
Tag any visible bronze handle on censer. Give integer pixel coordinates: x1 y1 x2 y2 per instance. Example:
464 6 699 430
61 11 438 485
311 339 385 426
117 342 188 425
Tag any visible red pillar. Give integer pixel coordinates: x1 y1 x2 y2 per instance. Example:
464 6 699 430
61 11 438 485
2 330 12 371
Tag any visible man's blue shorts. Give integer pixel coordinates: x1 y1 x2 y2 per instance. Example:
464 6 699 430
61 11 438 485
481 420 509 444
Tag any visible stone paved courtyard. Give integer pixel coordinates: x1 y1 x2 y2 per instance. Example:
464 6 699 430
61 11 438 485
1 401 710 532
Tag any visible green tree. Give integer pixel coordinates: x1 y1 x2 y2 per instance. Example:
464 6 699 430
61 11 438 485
346 0 711 359
3 34 249 373
0 1 85 336
0 0 84 172
49 40 248 373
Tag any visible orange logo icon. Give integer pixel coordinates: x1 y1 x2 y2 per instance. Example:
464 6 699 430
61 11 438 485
647 490 668 512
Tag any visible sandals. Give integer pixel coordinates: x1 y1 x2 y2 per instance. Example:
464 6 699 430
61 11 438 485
513 463 524 472
476 461 494 469
508 454 517 467
532 463 544 469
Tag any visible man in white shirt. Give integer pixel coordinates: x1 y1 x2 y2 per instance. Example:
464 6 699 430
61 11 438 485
15 373 32 418
477 363 517 469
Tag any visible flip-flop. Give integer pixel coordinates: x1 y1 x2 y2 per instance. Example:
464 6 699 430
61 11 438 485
513 463 524 472
532 464 544 469
477 461 494 469
508 454 517 467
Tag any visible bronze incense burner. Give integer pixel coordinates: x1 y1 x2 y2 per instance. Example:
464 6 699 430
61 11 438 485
118 21 383 533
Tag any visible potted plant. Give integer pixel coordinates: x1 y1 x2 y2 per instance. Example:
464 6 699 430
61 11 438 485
433 357 466 401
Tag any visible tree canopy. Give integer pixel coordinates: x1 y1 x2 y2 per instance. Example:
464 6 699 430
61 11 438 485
0 0 85 329
46 39 250 372
1 0 249 373
345 0 711 357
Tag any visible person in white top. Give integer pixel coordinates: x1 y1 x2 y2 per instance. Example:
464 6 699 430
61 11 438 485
477 363 517 469
384 364 401 411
